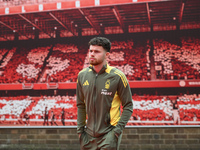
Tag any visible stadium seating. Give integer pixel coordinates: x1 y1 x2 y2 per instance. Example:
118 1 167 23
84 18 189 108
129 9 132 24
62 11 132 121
0 94 199 126
0 95 77 126
153 37 200 80
0 36 200 83
46 43 87 82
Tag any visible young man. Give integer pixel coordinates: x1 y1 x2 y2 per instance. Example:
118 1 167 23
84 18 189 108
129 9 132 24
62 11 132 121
43 107 49 126
171 99 180 125
76 37 133 150
61 107 65 126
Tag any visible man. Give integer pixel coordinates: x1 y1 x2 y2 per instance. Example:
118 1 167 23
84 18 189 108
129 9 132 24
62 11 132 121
24 111 30 126
171 98 180 125
50 109 58 126
76 37 133 150
61 107 65 126
43 107 49 126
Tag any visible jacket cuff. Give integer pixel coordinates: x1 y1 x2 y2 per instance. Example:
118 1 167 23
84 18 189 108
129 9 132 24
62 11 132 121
77 126 84 134
113 127 122 137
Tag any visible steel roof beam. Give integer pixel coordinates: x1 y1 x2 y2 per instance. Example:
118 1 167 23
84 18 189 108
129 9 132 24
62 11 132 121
146 3 151 26
112 6 126 33
179 1 185 24
78 8 100 34
18 14 51 37
0 20 30 39
49 12 76 36
0 21 15 31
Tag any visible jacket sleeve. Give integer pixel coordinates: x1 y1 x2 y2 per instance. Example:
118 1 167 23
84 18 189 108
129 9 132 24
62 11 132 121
76 74 86 134
113 71 133 136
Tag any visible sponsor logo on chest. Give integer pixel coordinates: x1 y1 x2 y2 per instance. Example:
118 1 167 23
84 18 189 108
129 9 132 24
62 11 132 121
101 89 112 96
101 79 112 95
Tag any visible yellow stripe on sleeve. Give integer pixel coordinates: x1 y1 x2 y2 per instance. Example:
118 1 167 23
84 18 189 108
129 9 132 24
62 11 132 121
114 70 128 88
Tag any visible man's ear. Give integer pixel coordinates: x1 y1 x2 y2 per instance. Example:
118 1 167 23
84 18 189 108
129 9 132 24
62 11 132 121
106 52 110 58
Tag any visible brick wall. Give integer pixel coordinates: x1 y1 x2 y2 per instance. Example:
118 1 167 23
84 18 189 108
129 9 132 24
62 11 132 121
0 127 199 150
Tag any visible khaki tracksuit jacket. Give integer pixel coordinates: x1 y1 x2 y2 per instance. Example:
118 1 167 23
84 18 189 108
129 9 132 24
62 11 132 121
76 64 133 138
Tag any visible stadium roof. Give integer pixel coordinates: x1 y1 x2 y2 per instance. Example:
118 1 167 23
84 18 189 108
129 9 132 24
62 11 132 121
0 0 199 41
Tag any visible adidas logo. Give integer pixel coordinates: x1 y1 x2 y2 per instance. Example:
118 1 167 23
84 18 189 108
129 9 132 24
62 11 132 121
83 80 89 86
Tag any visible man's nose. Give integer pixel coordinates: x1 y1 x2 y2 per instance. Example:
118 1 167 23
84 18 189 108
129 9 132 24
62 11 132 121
90 51 94 55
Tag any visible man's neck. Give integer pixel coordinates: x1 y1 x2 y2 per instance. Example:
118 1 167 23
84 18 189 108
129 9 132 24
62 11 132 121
93 62 107 73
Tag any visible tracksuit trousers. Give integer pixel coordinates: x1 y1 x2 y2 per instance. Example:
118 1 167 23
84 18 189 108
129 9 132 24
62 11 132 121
79 129 122 150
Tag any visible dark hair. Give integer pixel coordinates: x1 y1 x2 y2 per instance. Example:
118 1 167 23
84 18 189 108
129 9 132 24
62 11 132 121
88 37 111 52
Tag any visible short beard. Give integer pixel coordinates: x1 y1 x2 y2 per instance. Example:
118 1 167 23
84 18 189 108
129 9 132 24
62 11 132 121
89 55 105 66
89 61 99 66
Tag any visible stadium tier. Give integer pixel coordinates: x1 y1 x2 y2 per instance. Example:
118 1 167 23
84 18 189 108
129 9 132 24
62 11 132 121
0 36 200 85
154 36 200 80
0 94 200 126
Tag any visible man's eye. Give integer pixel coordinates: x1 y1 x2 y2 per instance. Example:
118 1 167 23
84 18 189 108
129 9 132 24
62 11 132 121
90 50 99 53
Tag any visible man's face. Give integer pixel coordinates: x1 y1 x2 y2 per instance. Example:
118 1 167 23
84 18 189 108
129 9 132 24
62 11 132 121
89 45 109 66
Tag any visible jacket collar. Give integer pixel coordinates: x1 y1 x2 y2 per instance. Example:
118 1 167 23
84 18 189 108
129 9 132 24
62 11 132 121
89 63 108 74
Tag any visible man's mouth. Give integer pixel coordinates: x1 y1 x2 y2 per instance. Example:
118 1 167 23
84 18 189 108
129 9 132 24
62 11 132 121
90 58 95 61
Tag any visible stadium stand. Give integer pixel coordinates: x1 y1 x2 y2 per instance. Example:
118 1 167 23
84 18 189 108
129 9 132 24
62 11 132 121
46 43 87 83
1 94 200 126
0 46 49 83
0 34 200 127
0 95 77 126
0 36 200 83
153 36 200 80
109 40 150 81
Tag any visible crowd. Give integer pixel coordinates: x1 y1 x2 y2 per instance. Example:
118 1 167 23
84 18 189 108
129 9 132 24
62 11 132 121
178 94 200 121
47 44 87 82
53 43 78 53
130 94 200 124
0 46 49 83
0 37 199 83
0 95 77 126
154 37 200 80
0 94 199 126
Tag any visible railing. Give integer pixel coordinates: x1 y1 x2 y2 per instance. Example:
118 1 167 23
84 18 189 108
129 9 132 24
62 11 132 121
0 80 200 90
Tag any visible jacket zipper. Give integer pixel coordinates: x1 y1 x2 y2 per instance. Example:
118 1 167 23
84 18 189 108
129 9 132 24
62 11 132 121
93 73 98 137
